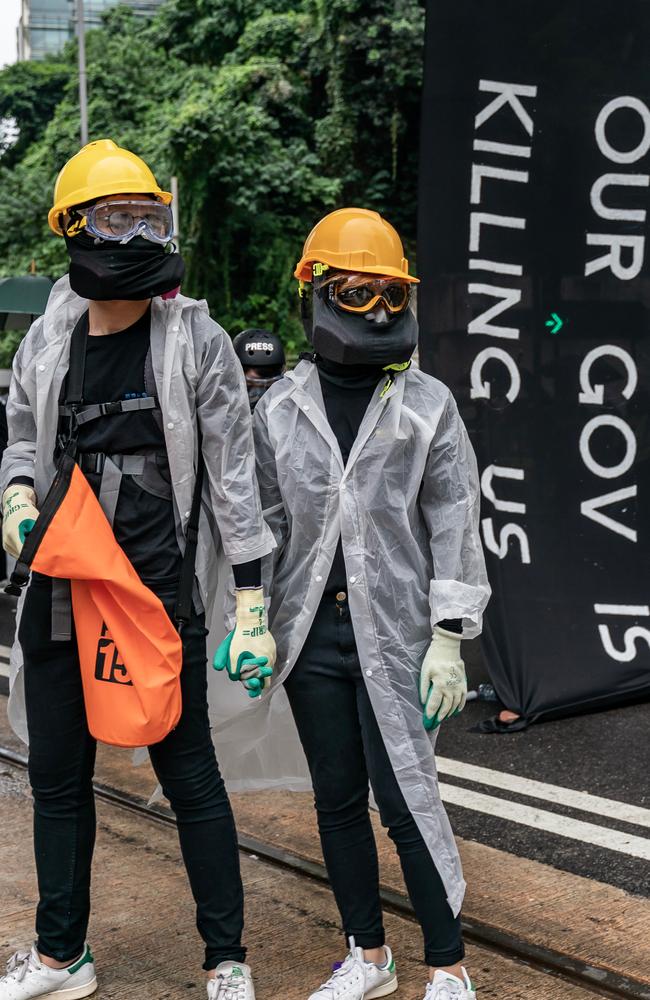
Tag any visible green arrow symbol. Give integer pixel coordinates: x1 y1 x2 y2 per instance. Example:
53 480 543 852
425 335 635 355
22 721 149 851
545 312 564 334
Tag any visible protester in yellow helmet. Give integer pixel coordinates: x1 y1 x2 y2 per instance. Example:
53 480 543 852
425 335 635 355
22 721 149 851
241 207 489 1000
0 139 274 1000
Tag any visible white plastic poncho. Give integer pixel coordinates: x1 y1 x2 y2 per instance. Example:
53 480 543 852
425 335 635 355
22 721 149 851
248 359 491 916
1 275 275 743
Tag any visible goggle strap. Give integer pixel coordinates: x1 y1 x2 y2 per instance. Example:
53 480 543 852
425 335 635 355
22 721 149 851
65 214 87 238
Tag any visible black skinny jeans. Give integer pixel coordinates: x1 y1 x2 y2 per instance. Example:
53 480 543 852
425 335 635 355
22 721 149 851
20 573 245 971
284 596 464 968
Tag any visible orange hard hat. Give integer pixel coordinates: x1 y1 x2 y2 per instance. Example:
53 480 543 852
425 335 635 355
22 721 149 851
294 207 419 284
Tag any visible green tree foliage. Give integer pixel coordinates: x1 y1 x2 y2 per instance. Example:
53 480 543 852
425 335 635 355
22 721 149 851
0 0 424 351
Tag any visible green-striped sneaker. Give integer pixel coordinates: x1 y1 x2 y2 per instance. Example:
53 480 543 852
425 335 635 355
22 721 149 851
208 961 255 1000
424 968 476 999
0 944 96 999
307 938 397 999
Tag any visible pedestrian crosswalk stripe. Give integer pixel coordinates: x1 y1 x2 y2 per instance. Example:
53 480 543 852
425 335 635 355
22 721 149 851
437 756 650 829
439 782 650 860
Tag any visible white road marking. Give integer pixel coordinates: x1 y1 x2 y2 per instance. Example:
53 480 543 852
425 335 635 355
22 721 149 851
437 756 650 829
439 782 650 860
594 604 650 615
0 644 12 663
0 662 9 680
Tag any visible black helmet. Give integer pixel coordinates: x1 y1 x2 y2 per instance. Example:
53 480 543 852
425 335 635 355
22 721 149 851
233 329 286 370
233 328 286 411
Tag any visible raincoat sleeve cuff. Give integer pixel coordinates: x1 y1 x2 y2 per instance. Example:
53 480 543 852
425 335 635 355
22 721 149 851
222 526 276 566
429 579 491 639
0 462 36 497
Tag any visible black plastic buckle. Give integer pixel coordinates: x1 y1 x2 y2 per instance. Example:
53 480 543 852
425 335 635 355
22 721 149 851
100 401 123 417
5 560 30 597
79 453 105 475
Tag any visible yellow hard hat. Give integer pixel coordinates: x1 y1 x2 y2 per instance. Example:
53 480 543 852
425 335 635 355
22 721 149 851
294 207 419 284
48 138 172 236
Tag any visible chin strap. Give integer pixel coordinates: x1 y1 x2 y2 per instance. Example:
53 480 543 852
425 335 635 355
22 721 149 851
380 360 411 397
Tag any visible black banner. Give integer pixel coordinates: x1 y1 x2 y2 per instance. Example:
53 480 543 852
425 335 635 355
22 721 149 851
418 0 650 719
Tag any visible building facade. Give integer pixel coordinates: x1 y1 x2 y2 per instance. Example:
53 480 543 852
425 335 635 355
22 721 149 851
17 0 163 61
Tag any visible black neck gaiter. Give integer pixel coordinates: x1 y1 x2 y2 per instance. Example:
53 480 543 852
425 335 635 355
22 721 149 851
64 231 185 301
315 355 386 389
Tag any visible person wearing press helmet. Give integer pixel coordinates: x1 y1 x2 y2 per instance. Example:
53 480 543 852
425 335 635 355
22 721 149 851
233 209 490 1000
233 329 286 411
0 140 275 1000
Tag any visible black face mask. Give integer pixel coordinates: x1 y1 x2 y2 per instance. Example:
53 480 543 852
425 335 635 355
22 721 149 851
309 293 418 367
64 231 185 301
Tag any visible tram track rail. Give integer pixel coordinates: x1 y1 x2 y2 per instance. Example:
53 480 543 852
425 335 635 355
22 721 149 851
1 742 647 1000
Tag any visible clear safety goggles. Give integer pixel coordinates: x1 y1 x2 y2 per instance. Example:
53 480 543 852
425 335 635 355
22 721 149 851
80 199 174 244
245 372 284 391
319 272 412 315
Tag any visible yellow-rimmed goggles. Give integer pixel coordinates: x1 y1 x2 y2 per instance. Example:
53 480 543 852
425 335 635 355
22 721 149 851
68 199 174 244
318 271 412 315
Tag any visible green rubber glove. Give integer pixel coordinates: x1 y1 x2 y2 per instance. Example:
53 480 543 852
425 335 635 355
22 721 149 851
420 626 467 730
213 588 276 698
2 485 39 559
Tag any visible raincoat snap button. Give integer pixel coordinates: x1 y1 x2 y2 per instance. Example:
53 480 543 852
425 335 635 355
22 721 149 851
340 483 347 492
349 575 357 584
303 404 310 412
172 325 179 332
366 669 373 677
184 510 191 518
167 422 174 429
38 365 45 371
316 575 323 582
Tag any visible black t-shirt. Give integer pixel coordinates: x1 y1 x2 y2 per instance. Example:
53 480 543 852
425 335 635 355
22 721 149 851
317 361 384 596
75 308 182 591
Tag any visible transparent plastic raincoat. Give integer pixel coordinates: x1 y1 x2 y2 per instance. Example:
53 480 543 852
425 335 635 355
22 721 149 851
1 275 274 743
251 359 490 916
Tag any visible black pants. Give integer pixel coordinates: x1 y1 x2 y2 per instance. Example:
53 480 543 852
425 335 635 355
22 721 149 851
20 574 245 971
285 597 464 968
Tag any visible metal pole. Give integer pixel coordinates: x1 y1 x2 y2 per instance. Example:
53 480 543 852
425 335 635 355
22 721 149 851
77 0 88 145
171 176 180 249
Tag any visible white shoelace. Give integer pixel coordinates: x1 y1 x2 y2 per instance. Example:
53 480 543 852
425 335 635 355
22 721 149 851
4 950 36 984
211 970 248 1000
425 980 464 1000
316 950 367 997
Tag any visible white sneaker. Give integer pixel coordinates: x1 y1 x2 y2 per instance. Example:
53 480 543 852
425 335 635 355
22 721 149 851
207 961 255 1000
308 938 397 999
424 968 476 999
0 945 96 999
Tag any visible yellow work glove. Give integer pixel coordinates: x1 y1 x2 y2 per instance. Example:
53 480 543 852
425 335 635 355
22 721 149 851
2 485 39 559
420 626 467 730
213 587 276 698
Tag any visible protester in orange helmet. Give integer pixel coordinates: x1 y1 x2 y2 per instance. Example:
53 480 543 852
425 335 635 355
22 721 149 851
0 140 274 1000
232 208 490 1000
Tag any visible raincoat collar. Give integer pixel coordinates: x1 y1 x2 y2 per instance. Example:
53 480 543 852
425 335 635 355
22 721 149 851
40 274 209 344
276 359 406 477
277 360 344 469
